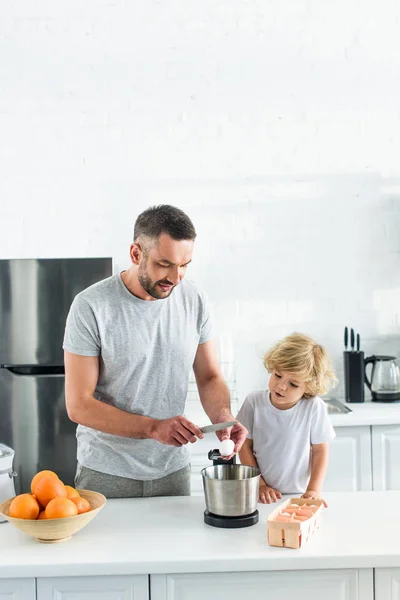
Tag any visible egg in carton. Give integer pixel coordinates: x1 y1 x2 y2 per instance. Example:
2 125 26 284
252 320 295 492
267 497 325 549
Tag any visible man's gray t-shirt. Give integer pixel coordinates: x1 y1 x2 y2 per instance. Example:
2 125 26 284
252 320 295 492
63 274 213 480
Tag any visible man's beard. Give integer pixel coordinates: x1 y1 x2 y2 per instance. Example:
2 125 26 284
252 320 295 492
138 265 175 300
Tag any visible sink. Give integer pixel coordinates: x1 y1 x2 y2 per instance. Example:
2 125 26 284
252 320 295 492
323 398 352 414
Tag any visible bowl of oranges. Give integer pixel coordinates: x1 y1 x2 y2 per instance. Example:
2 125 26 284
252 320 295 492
0 470 106 543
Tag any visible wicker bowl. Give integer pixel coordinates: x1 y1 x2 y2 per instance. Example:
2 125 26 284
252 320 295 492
0 489 106 543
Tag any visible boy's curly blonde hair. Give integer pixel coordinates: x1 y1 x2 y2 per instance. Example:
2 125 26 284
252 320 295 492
263 332 337 399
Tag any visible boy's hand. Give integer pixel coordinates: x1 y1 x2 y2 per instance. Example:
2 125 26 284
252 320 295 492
259 482 282 504
301 490 328 507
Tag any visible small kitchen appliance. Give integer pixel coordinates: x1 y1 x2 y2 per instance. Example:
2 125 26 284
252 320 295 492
365 355 400 402
0 444 17 523
201 450 260 528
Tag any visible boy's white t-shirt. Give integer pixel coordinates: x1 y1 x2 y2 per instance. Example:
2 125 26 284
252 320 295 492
236 390 336 494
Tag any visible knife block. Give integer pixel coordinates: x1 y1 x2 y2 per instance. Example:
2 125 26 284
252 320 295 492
343 351 365 403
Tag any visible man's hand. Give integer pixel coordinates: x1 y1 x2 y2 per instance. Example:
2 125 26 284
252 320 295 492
259 482 282 504
150 416 204 447
301 489 328 507
216 420 248 459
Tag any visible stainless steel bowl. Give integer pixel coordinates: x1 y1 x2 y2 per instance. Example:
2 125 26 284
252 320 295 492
201 464 260 517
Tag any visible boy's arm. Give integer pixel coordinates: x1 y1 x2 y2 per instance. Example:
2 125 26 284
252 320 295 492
239 438 282 504
238 438 258 468
302 442 329 506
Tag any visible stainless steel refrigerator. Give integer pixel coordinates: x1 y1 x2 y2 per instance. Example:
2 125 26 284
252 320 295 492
0 258 112 494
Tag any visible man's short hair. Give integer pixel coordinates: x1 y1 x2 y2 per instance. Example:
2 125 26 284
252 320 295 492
134 205 197 243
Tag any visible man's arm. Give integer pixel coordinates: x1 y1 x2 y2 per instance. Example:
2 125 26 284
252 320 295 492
64 351 203 446
193 340 247 453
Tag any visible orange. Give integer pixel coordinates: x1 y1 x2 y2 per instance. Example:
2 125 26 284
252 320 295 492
65 485 80 500
34 476 67 508
33 496 45 512
31 470 59 495
9 494 40 520
71 496 91 514
45 497 78 519
37 510 47 520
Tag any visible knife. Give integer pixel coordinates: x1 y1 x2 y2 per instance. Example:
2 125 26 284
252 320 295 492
344 326 348 351
350 328 355 352
356 333 360 352
200 420 237 434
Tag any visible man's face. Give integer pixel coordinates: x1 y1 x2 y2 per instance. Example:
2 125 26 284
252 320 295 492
137 233 194 300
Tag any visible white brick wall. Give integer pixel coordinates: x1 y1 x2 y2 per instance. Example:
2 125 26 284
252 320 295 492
1 1 400 403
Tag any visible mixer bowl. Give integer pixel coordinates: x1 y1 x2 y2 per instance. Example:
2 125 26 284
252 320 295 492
201 464 260 517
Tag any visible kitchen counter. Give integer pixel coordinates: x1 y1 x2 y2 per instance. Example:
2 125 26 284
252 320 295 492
328 400 400 427
1 491 400 579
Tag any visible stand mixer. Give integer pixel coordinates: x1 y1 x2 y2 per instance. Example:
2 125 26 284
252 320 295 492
201 450 260 528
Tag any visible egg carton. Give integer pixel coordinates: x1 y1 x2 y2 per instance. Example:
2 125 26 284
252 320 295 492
267 497 325 549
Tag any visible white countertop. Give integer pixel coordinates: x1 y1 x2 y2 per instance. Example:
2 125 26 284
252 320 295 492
1 491 400 578
328 400 400 427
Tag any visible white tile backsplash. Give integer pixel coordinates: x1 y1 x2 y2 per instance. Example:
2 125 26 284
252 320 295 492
1 0 400 409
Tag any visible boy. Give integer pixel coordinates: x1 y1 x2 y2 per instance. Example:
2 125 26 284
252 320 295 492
237 333 337 504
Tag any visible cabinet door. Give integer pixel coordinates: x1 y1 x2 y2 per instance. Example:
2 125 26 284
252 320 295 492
188 436 213 497
190 463 204 496
0 579 35 600
323 426 372 491
372 425 400 490
151 569 373 600
375 568 400 599
37 575 148 600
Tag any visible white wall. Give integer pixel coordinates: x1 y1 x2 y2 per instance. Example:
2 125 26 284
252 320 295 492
1 1 400 404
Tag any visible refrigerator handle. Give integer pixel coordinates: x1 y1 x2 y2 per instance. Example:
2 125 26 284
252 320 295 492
0 365 64 376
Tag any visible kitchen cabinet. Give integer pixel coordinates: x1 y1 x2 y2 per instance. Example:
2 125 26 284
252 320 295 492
188 436 213 496
151 569 373 600
324 426 372 492
0 571 377 600
36 575 149 600
372 425 400 490
0 579 35 600
375 568 400 599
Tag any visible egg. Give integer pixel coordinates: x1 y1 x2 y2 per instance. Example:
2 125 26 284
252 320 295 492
295 508 314 518
275 514 293 522
219 438 235 456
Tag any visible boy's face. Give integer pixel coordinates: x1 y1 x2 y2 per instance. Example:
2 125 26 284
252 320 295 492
268 370 308 408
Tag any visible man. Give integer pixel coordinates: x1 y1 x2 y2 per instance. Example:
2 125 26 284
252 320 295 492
63 205 247 498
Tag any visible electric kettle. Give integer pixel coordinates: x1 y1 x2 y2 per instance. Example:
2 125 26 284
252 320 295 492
0 444 17 522
364 355 400 402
